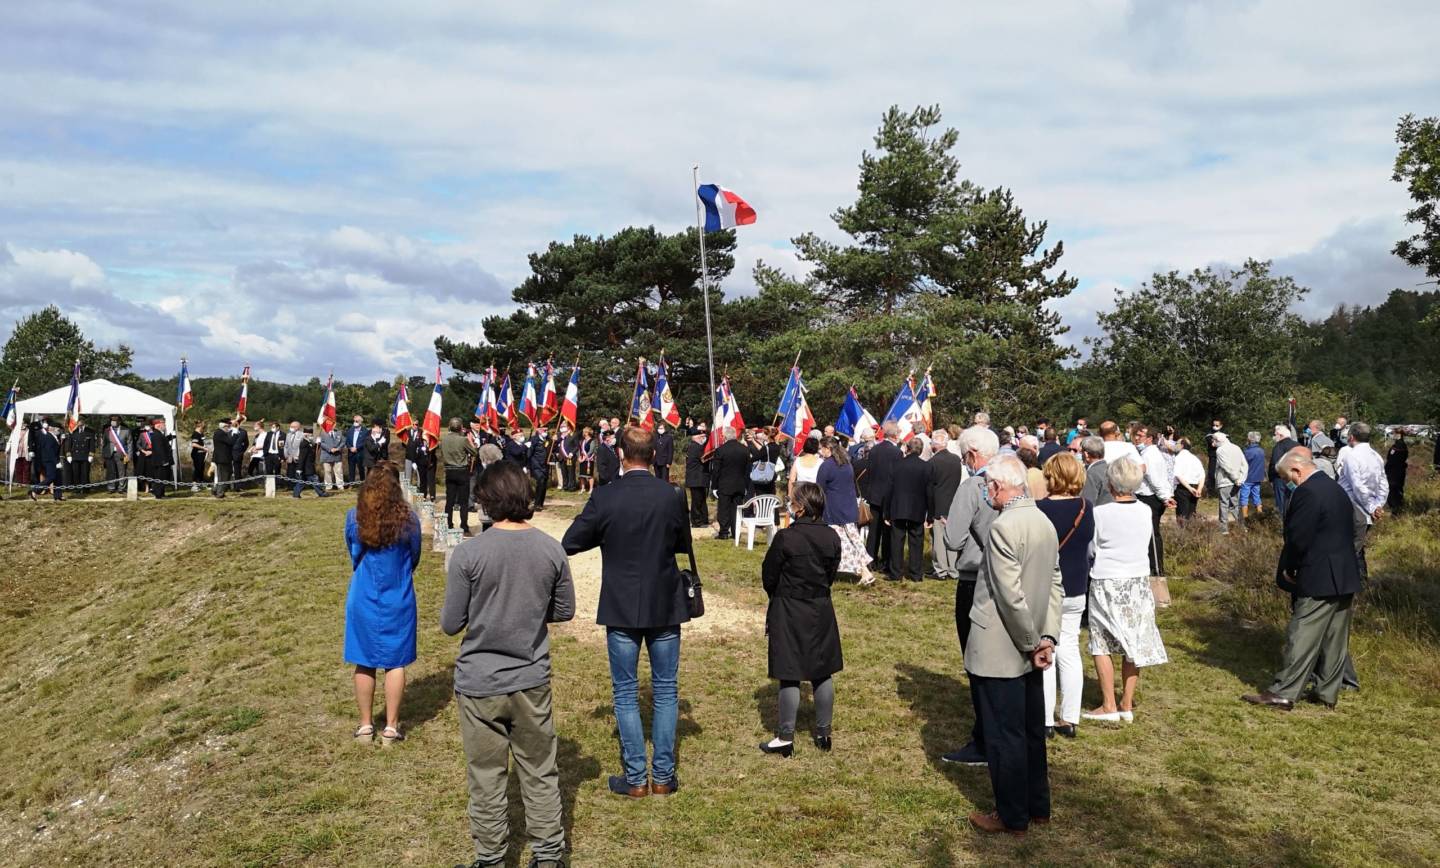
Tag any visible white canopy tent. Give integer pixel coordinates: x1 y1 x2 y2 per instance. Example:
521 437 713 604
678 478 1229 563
6 378 177 487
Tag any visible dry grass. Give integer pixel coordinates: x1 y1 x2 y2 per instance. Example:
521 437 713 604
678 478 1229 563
2 473 1440 866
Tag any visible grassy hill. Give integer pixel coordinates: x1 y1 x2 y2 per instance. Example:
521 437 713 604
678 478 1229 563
3 473 1440 866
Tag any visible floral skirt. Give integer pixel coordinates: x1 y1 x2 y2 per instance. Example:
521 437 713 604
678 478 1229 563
830 523 870 576
1087 575 1168 667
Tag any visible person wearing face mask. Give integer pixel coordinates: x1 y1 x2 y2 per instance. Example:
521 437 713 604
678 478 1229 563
364 422 390 470
101 415 131 493
63 418 97 492
263 422 284 477
1205 418 1225 495
283 420 305 482
345 415 368 484
145 417 175 499
291 426 329 498
29 418 63 501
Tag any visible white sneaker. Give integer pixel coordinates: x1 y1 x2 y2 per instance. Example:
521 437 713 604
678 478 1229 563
1081 710 1125 722
1119 710 1134 722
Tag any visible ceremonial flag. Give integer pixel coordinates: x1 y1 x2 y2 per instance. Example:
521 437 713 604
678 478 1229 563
1286 395 1297 438
883 371 925 440
777 370 814 456
773 366 802 428
654 356 681 427
390 382 413 442
915 368 936 431
697 184 757 232
3 380 18 429
629 358 654 431
704 377 745 458
560 365 580 427
236 365 251 417
539 359 560 426
422 366 445 446
496 372 518 429
65 360 82 432
519 363 540 428
316 372 337 433
176 359 193 416
834 387 878 441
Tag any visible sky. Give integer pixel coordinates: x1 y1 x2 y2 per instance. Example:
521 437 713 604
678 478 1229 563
1 1 1435 384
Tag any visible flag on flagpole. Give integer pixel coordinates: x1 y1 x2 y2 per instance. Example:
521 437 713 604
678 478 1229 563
519 363 540 428
629 358 654 431
697 184 758 232
773 366 802 429
496 371 517 429
65 360 82 432
704 377 745 458
777 370 814 455
316 372 338 433
176 359 193 416
560 365 580 427
1 380 17 429
422 365 445 446
883 371 924 440
834 387 878 441
915 368 936 431
1286 395 1297 438
391 381 413 442
539 359 560 426
654 356 681 427
236 365 251 417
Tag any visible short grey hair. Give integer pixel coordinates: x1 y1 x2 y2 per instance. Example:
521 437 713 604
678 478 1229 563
958 425 1000 460
1277 446 1314 476
1247 431 1262 444
881 420 899 439
973 411 991 427
931 429 949 448
1273 424 1294 440
1107 457 1144 496
721 426 736 442
1080 435 1105 460
858 427 875 443
1350 421 1372 443
1018 434 1040 453
984 454 1027 489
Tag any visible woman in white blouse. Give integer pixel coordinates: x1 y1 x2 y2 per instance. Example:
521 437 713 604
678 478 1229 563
1083 458 1168 723
1171 437 1205 526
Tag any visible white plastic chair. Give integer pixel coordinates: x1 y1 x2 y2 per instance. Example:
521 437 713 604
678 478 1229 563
734 494 780 550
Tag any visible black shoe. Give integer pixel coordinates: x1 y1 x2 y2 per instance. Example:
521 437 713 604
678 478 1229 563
880 572 898 582
907 575 922 583
1046 726 1055 740
1053 723 1077 738
924 571 941 580
941 742 987 766
759 739 794 758
812 735 831 752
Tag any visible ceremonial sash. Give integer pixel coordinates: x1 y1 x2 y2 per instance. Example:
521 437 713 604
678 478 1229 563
108 426 128 459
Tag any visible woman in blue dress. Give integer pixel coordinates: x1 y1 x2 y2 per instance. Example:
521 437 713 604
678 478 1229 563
344 461 422 744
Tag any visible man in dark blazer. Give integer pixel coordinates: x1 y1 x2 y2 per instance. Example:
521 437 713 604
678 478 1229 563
1269 424 1299 515
101 415 131 493
863 421 902 571
146 417 174 499
1244 447 1363 711
344 415 368 483
211 418 235 497
885 438 931 581
29 419 63 501
653 422 675 482
684 425 710 527
562 426 691 799
927 429 967 579
709 425 752 539
63 421 96 492
594 430 620 487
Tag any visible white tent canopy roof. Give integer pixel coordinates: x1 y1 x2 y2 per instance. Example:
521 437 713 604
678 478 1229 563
11 378 173 419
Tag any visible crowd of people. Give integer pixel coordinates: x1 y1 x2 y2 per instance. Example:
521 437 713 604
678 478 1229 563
328 406 1421 865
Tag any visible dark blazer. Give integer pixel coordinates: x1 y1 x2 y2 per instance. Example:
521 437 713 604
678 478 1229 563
710 439 752 496
561 471 691 629
34 428 62 465
865 439 902 506
364 433 389 467
64 427 96 459
594 442 619 485
927 450 966 518
149 431 174 468
1270 437 1297 480
527 436 549 478
1278 471 1362 598
654 431 675 467
886 453 931 523
212 428 235 465
1037 441 1063 464
683 436 709 488
405 436 434 468
761 518 843 681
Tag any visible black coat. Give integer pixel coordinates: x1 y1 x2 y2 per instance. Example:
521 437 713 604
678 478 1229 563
65 427 96 459
594 442 619 485
149 431 174 468
34 428 62 465
864 439 901 506
654 431 675 466
710 439 752 496
683 436 709 488
762 518 843 681
927 450 966 518
1270 437 1297 481
1278 471 1362 598
363 434 389 467
561 472 690 629
885 452 931 523
212 428 235 465
405 436 434 468
527 436 549 478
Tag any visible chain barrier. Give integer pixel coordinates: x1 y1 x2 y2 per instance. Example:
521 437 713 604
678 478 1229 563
8 473 359 496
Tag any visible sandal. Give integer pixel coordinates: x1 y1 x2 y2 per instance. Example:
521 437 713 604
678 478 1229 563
381 726 405 745
858 573 876 587
353 724 374 742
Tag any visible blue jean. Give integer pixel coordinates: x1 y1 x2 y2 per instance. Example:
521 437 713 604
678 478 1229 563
1271 479 1289 514
605 626 681 787
1239 482 1261 507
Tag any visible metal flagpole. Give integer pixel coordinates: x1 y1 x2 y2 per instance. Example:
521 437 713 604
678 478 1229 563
693 165 718 424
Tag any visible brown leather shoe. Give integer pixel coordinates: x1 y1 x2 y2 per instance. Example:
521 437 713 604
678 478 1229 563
1241 692 1295 711
651 778 680 796
968 810 1026 837
607 775 649 798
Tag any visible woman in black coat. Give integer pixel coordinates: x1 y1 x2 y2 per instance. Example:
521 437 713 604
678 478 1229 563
759 481 843 757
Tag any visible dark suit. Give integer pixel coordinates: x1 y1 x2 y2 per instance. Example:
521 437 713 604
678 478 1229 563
528 434 550 508
363 433 389 468
211 428 235 495
684 436 710 526
863 439 901 566
1266 471 1362 705
405 436 435 500
64 426 96 490
101 424 130 492
593 441 619 486
710 438 752 536
927 450 967 578
1270 436 1298 513
32 427 63 498
344 425 367 482
885 453 930 580
653 430 675 481
148 430 174 498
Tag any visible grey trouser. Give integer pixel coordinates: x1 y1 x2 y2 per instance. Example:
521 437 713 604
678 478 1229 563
1217 485 1240 528
1268 594 1355 705
458 684 565 865
932 522 958 578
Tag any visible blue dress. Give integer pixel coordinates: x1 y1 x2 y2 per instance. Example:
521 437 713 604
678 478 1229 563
343 508 421 669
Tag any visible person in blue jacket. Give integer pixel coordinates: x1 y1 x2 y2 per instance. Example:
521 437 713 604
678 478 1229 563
1241 432 1267 519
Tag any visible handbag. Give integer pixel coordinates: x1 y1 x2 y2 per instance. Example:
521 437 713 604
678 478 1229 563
856 498 872 527
674 486 706 619
1149 576 1171 609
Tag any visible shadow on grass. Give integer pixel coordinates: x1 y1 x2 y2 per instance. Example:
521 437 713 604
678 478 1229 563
500 735 601 867
404 667 456 733
893 664 992 809
1173 611 1285 690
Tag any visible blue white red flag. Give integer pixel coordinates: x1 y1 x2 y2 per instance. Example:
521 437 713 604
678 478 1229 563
65 360 82 432
834 387 878 441
540 359 560 426
915 368 936 430
653 356 681 427
560 366 580 427
629 358 654 431
520 363 540 428
236 365 250 418
422 365 445 446
705 377 745 458
777 370 814 455
2 380 18 429
697 184 757 232
391 382 413 442
883 372 925 440
176 359 193 415
496 372 518 429
316 372 337 433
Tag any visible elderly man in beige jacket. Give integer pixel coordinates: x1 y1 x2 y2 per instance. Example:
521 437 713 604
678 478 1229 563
965 454 1063 838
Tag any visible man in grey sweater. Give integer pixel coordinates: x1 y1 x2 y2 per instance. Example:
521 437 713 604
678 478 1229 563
440 460 575 868
941 424 1001 766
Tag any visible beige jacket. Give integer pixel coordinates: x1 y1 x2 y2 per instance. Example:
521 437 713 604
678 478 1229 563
964 498 1063 679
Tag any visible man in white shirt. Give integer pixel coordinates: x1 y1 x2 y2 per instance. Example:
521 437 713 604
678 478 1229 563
1135 426 1176 575
1098 420 1141 466
1336 422 1387 580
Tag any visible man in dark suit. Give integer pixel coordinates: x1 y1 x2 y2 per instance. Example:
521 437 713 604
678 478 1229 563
653 422 675 482
1269 424 1299 515
29 419 63 501
1243 447 1362 710
363 422 389 469
101 415 130 493
927 429 967 579
262 422 284 476
864 421 902 571
527 428 550 509
684 425 710 527
63 421 96 492
211 418 235 497
594 430 620 487
231 421 250 487
562 426 691 799
886 437 931 581
709 425 751 539
146 417 174 499
344 415 367 483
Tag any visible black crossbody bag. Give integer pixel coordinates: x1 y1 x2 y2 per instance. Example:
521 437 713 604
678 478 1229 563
674 485 705 619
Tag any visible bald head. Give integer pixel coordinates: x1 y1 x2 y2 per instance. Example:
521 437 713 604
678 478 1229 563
1277 445 1316 486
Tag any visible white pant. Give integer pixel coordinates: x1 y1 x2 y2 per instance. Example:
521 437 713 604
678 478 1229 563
1044 594 1088 726
321 462 345 490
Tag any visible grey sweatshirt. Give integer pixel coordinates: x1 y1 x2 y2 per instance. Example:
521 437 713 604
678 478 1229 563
440 526 576 698
943 474 998 582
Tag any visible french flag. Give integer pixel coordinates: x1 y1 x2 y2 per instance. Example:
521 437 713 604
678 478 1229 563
519 363 540 428
422 366 445 446
496 372 518 429
704 377 745 459
391 382 413 442
65 360 82 432
539 359 560 426
697 184 757 232
236 365 250 418
176 359 193 416
560 366 580 427
316 372 337 433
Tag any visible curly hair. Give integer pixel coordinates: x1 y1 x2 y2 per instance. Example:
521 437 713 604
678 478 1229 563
356 461 413 548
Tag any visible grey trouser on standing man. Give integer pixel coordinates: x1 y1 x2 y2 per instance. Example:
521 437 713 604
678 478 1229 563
1268 594 1355 706
932 521 959 579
